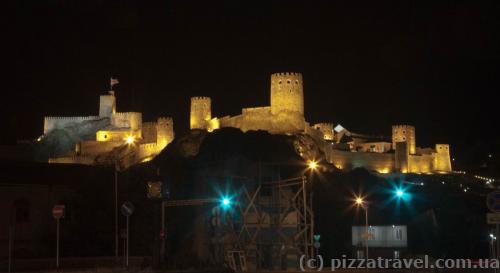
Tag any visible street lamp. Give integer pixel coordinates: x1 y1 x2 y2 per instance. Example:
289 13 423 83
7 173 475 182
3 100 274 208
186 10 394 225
308 160 318 171
490 234 497 259
125 136 135 144
396 190 404 198
354 195 369 260
220 197 231 209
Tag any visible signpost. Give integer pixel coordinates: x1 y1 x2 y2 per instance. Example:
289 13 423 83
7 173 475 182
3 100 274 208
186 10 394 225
52 205 65 269
121 202 135 268
487 191 500 267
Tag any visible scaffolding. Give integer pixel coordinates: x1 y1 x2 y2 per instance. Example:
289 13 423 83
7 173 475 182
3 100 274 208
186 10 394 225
232 176 314 271
157 174 314 271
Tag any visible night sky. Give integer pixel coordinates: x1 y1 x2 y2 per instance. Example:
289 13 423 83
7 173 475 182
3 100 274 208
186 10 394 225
7 1 500 167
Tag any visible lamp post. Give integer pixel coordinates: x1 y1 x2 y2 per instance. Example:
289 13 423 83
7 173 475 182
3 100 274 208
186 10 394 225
114 136 136 261
355 197 369 260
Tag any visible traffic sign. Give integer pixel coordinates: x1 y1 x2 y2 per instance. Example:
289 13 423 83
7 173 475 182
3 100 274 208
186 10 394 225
487 213 500 224
52 205 65 219
121 202 135 216
487 192 500 213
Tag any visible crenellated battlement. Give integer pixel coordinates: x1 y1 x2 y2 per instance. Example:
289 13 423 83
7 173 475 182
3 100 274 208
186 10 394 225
44 116 101 121
113 112 142 118
271 72 303 78
313 123 334 141
140 143 158 149
191 96 211 101
314 122 333 128
392 125 415 130
157 117 173 124
43 116 103 134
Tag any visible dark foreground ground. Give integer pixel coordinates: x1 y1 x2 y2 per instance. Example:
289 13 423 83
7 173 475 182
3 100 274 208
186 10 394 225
1 257 497 273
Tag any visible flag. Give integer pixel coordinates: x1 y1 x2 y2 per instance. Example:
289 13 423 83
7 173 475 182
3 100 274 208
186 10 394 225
110 77 119 88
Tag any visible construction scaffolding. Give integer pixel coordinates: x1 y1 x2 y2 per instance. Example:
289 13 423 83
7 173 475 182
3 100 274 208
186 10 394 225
156 174 314 271
231 176 314 271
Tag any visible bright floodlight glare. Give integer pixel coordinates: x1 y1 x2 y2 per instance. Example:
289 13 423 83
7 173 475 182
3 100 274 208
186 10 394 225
125 136 135 144
223 198 230 206
396 190 404 197
308 160 318 170
355 197 364 205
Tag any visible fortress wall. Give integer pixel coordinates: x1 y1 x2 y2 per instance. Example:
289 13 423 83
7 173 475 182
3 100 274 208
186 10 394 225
356 142 392 153
408 153 435 173
112 112 142 130
43 116 102 134
49 155 95 165
220 108 306 134
79 140 123 156
142 122 157 143
96 129 141 142
138 143 159 160
326 149 395 173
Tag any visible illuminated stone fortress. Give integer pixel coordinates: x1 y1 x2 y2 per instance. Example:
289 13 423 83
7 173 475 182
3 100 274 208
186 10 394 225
190 72 452 174
43 72 451 174
44 91 174 166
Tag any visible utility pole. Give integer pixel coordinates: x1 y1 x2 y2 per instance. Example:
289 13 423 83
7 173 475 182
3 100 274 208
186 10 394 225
115 162 119 261
364 205 369 260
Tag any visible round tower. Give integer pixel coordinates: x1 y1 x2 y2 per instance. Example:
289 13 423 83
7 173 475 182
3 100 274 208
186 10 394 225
157 117 174 149
270 72 304 115
190 97 212 130
392 125 416 155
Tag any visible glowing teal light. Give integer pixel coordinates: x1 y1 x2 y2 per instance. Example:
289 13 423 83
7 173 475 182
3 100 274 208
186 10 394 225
396 190 404 197
220 197 231 209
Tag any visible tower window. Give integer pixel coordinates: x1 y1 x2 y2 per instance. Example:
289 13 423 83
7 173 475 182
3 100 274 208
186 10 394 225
278 81 282 84
295 80 299 84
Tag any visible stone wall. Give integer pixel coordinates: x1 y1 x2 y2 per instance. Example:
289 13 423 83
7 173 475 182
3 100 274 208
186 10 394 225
78 140 123 156
325 148 395 173
111 112 142 130
408 153 435 173
43 116 103 134
141 121 157 143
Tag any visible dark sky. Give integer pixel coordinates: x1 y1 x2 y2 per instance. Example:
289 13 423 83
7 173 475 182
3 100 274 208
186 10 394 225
7 1 500 166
